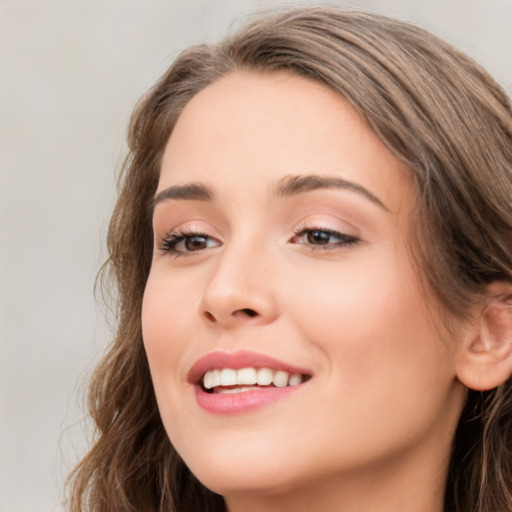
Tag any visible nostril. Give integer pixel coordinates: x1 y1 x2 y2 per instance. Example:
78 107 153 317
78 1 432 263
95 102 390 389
204 311 215 322
202 307 261 324
239 308 258 317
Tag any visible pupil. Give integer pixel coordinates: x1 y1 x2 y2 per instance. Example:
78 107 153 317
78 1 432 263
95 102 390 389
308 230 329 244
186 235 206 250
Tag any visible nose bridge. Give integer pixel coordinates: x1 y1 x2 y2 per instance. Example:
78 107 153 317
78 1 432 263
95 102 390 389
199 233 278 326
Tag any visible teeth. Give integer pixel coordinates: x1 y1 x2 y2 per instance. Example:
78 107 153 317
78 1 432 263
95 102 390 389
256 367 273 386
237 367 257 385
202 367 306 390
273 370 289 388
288 373 303 386
217 386 255 394
203 369 220 389
220 368 237 386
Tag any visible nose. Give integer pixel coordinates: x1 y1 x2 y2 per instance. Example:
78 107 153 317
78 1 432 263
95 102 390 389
199 243 279 328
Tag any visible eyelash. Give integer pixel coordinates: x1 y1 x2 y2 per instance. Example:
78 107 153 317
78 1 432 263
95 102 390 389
158 226 359 256
158 229 218 257
291 225 359 250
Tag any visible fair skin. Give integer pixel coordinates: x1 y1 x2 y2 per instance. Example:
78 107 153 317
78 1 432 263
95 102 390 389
142 71 475 512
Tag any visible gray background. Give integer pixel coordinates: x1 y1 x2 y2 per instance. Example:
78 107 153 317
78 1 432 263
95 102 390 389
1 1 511 511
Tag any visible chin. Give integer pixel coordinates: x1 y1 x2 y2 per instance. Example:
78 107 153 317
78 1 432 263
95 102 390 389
194 465 301 499
180 439 304 497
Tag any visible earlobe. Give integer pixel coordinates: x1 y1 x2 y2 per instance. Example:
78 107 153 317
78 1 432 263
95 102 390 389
456 282 512 391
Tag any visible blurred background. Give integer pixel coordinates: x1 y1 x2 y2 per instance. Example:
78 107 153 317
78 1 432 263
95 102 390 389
1 0 511 510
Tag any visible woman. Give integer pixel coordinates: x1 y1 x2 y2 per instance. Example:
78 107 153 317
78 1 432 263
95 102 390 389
67 7 512 512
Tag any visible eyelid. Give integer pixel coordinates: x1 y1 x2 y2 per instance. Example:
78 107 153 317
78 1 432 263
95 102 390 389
294 214 360 235
289 220 360 250
154 218 219 241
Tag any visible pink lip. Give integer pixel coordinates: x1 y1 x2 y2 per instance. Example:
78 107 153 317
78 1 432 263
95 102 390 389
187 350 312 384
187 350 313 415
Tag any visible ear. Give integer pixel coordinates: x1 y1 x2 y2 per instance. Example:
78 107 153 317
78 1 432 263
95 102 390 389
456 281 512 391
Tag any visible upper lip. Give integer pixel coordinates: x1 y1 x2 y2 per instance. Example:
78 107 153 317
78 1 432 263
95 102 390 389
187 350 313 384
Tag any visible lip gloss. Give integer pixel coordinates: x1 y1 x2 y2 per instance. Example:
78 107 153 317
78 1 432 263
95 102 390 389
188 350 312 414
195 384 302 414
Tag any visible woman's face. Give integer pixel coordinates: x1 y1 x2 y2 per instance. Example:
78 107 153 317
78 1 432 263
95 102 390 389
142 72 467 505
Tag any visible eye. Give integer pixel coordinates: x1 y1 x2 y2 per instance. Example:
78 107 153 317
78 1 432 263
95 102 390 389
159 230 221 256
290 227 359 249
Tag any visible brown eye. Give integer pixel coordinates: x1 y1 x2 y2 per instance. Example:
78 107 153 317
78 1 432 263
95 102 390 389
160 231 221 255
290 228 359 249
184 235 209 251
307 230 331 245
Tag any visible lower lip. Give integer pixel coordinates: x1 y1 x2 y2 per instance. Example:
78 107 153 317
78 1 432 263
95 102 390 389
194 385 302 414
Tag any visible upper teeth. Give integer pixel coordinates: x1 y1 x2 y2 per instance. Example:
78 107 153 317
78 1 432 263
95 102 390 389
202 368 304 390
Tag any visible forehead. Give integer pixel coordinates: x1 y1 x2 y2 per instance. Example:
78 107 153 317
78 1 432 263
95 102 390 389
159 71 413 212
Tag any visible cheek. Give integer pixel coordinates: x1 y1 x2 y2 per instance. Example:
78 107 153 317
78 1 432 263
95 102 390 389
142 266 199 345
284 247 413 346
284 247 455 413
141 273 195 393
142 280 174 360
141 272 201 443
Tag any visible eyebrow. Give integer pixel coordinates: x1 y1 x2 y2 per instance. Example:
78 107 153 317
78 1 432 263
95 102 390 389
274 174 388 210
151 173 388 212
151 182 214 211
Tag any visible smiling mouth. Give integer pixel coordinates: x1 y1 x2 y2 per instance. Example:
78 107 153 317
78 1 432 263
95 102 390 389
200 367 311 394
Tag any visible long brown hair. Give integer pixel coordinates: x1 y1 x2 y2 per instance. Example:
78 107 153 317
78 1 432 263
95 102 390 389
67 7 512 512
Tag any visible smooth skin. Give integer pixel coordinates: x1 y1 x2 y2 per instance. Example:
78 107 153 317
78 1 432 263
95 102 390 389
142 71 493 512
